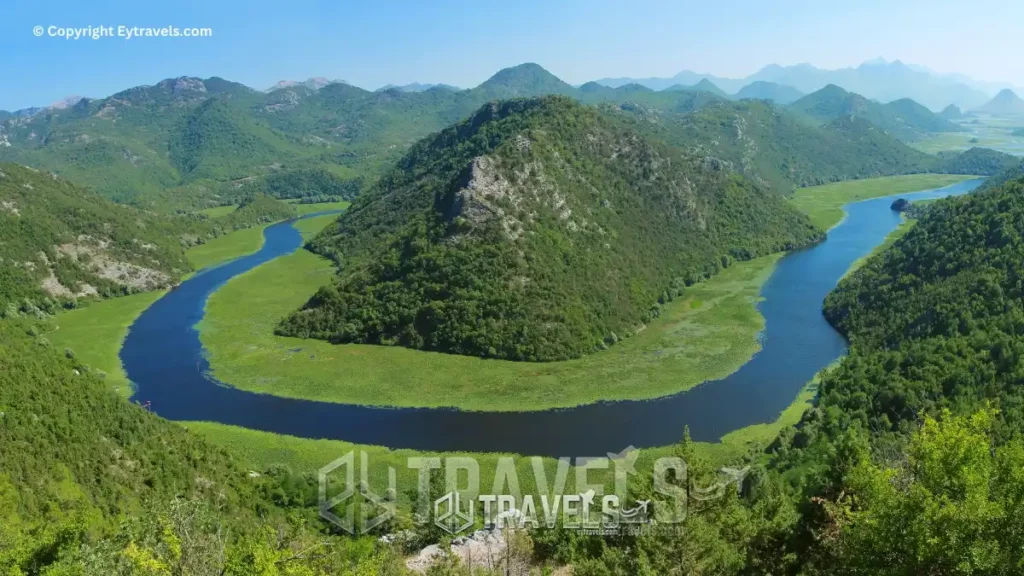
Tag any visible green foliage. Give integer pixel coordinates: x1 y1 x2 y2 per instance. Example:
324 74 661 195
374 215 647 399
278 97 821 361
819 410 1024 574
0 163 194 310
169 98 298 181
238 167 363 201
0 162 297 311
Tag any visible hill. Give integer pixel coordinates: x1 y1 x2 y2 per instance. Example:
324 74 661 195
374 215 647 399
822 174 1024 432
665 78 729 98
278 97 821 361
973 88 1024 115
734 81 804 104
931 146 1019 175
0 163 296 312
474 62 576 99
790 84 964 140
939 103 963 119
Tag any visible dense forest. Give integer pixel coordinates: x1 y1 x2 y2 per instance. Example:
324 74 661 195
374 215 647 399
278 97 821 361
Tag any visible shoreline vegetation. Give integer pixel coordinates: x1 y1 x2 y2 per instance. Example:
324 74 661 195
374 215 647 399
45 175 963 495
789 173 978 230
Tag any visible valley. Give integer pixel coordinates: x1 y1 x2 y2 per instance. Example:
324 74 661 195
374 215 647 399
7 19 1024 569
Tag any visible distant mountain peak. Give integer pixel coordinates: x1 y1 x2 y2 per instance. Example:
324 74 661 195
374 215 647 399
49 95 85 110
266 77 345 92
974 88 1024 115
477 63 574 97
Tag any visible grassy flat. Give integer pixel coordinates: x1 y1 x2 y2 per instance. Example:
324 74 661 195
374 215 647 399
790 174 977 231
200 245 780 412
47 291 165 398
186 225 266 271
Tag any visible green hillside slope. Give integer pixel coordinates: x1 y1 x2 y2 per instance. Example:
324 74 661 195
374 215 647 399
278 97 821 361
0 162 296 311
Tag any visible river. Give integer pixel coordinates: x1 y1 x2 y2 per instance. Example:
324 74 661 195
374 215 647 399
122 179 982 457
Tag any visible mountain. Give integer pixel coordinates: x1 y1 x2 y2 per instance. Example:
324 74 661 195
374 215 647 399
277 97 821 361
734 81 804 104
790 84 964 140
474 62 576 98
665 78 728 98
377 82 461 92
939 103 963 119
750 59 993 110
974 89 1024 115
266 77 344 91
593 70 744 93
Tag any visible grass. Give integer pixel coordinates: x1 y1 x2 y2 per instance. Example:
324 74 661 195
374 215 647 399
46 291 165 398
200 244 780 411
186 226 266 271
790 174 977 231
911 114 1024 155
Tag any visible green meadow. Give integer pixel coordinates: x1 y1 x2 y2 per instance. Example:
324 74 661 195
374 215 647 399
199 243 779 411
789 173 977 230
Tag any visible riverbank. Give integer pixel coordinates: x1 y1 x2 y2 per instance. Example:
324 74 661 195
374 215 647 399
790 174 977 230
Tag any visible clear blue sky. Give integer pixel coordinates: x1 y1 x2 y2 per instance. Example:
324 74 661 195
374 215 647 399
2 0 1022 110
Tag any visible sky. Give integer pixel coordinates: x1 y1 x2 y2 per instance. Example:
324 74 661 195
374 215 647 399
2 0 1023 110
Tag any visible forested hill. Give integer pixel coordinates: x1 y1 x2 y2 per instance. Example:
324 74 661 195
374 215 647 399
0 162 296 312
278 96 822 361
789 84 965 140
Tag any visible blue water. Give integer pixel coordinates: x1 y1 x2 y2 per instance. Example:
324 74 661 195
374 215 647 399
123 180 982 457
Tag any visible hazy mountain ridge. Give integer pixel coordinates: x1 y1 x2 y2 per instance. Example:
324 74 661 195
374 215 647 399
789 84 964 140
595 58 1010 110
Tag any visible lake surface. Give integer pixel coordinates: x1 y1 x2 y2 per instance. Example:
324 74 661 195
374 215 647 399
123 180 982 457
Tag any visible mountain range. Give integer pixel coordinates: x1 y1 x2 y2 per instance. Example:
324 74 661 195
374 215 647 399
595 58 1018 111
789 84 965 140
0 62 1005 213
